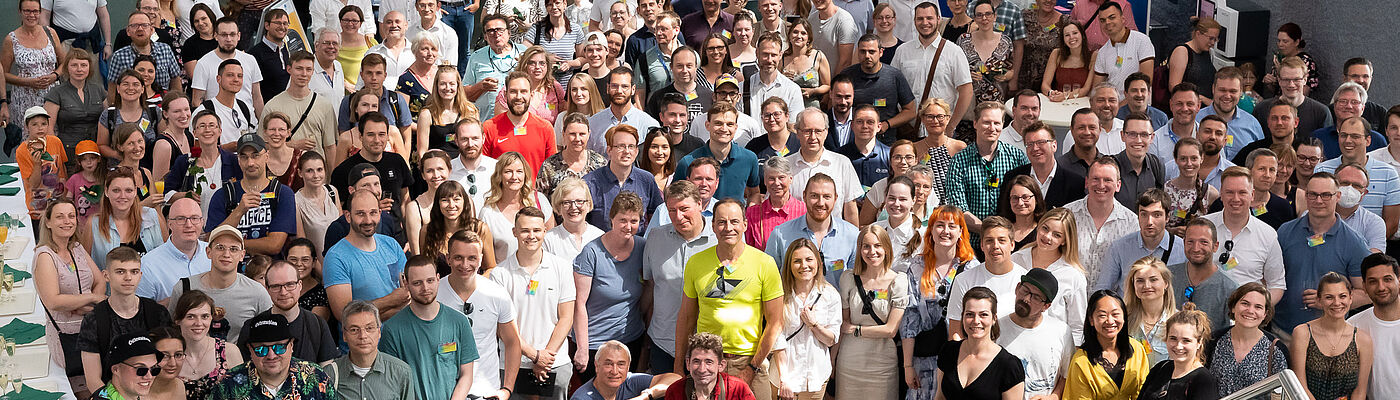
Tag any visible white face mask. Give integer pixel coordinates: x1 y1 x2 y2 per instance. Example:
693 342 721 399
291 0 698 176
1338 185 1363 209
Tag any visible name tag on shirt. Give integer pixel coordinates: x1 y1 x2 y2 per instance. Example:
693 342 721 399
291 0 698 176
527 279 540 295
440 342 458 354
1308 234 1326 247
514 126 528 136
874 98 887 107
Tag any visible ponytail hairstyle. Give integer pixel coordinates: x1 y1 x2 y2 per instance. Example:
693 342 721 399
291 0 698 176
1165 302 1213 361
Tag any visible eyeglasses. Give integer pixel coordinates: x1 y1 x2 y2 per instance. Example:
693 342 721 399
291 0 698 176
611 143 639 151
923 113 952 122
212 244 244 253
1297 155 1322 163
341 18 363 23
1026 139 1055 147
762 112 786 120
1217 240 1233 265
559 199 590 209
715 90 740 97
1123 131 1153 139
169 216 203 225
128 23 153 29
251 342 291 357
123 362 163 377
1010 194 1035 203
1016 283 1046 304
266 280 301 293
486 27 509 34
1304 191 1337 200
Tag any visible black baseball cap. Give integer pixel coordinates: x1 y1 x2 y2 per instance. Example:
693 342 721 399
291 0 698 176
246 314 293 344
348 163 380 185
107 333 161 368
1021 268 1060 302
237 133 267 152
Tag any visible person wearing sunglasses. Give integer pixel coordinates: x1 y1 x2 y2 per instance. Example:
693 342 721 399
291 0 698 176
79 247 175 394
1201 166 1285 306
1167 218 1240 332
94 333 164 400
210 313 337 399
438 230 522 399
235 262 341 363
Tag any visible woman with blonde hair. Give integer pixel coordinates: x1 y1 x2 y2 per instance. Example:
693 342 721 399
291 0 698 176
1011 207 1089 343
837 225 910 400
913 98 966 205
496 46 566 121
1123 256 1179 365
555 73 605 144
897 205 975 400
417 65 477 158
543 176 603 262
1167 17 1222 100
261 112 302 189
1137 303 1219 399
34 198 107 386
773 238 842 400
479 152 556 259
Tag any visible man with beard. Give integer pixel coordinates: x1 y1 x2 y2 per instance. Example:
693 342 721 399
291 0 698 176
1194 67 1263 161
644 47 711 123
1167 218 1240 330
191 17 264 114
236 262 340 363
1002 122 1085 208
323 163 409 249
1057 109 1106 179
825 76 857 151
245 9 292 100
1207 148 1295 229
112 0 177 49
675 103 762 203
764 173 858 285
947 102 1029 220
1148 83 1201 161
450 117 498 208
1065 157 1139 290
327 301 417 399
947 216 1029 337
676 199 783 399
489 207 578 399
1349 253 1400 399
330 112 416 219
1111 113 1165 207
264 51 338 157
840 35 916 139
643 180 718 373
588 67 660 154
464 15 527 116
166 226 275 343
747 34 802 124
584 123 665 232
482 71 558 173
1235 101 1303 166
324 190 411 322
1166 115 1235 190
572 341 682 400
381 256 479 400
1313 117 1400 230
438 231 523 399
1312 82 1388 160
893 2 972 135
110 7 184 95
367 12 415 89
997 268 1073 399
1201 167 1285 302
1251 57 1332 143
1097 189 1185 293
206 133 296 257
139 197 211 305
1333 163 1387 253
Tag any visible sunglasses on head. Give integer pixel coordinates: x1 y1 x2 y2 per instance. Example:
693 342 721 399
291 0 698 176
123 362 163 377
252 342 291 357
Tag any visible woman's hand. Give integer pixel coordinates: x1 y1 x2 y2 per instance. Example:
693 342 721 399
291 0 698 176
904 366 921 388
1047 90 1066 102
970 71 983 81
777 384 796 400
140 194 163 209
799 305 817 327
996 69 1015 82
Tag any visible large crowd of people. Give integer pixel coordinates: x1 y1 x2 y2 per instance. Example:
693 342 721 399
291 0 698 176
5 0 1400 398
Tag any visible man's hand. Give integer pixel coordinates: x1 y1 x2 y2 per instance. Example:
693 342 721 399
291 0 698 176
236 192 261 212
379 196 394 212
289 138 316 152
1301 288 1318 309
777 384 796 400
388 287 411 306
737 365 755 383
479 77 499 92
573 347 589 372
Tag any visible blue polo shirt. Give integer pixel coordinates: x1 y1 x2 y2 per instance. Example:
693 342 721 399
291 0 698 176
582 165 665 234
673 144 763 202
764 216 859 286
836 140 891 192
1196 106 1265 161
1274 214 1368 332
1310 125 1389 160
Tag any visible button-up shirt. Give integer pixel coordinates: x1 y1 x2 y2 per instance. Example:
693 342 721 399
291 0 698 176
1339 208 1387 252
1201 212 1286 290
1112 152 1166 208
1314 156 1400 216
776 284 842 392
747 72 804 123
765 216 860 286
464 43 527 117
891 37 971 117
407 20 459 68
643 223 717 356
946 141 1029 218
1066 198 1140 290
1195 106 1265 161
746 196 807 250
451 156 498 210
308 59 346 106
110 41 182 90
788 150 867 219
837 140 892 191
874 217 918 258
679 10 734 49
1275 214 1369 332
583 165 666 233
1149 121 1196 162
329 352 417 400
367 40 416 90
587 107 660 154
208 360 336 400
136 239 211 302
1095 233 1186 293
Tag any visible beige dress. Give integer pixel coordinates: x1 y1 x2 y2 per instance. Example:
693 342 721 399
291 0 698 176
35 244 98 371
836 270 911 400
295 187 341 253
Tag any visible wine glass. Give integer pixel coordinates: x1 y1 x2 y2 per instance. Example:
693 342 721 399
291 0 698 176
11 376 20 393
0 372 11 395
2 273 14 302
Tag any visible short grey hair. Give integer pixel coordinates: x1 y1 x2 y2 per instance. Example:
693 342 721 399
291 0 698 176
317 29 341 42
761 156 793 178
342 300 381 323
597 340 631 362
795 107 826 130
1333 81 1369 106
412 31 441 51
1092 82 1119 99
906 163 933 180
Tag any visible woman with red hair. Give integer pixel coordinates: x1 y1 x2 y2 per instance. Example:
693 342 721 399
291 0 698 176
896 205 976 400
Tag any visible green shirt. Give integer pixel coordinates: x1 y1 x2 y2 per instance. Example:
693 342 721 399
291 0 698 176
380 304 479 400
329 352 418 400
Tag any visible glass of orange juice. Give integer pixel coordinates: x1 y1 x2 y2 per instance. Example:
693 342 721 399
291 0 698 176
154 180 165 195
0 226 9 244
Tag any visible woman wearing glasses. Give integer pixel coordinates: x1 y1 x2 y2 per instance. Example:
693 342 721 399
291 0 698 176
336 6 378 88
1011 208 1088 343
912 99 965 205
697 33 740 92
310 0 374 43
294 152 340 255
959 1 1014 104
774 239 841 400
284 238 333 322
148 326 190 400
996 175 1047 250
173 290 243 400
836 225 909 400
1123 257 1179 365
897 205 974 400
543 177 602 263
495 46 567 121
570 191 647 382
861 142 925 225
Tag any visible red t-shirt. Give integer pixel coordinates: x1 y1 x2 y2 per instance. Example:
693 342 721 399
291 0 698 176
481 112 557 174
663 374 756 400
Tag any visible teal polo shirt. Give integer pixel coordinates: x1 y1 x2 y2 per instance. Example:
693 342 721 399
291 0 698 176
673 143 763 201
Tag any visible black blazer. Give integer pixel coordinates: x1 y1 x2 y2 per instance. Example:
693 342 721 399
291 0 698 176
1000 162 1087 210
246 41 291 100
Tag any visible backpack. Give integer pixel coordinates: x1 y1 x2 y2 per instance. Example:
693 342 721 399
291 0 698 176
201 99 253 133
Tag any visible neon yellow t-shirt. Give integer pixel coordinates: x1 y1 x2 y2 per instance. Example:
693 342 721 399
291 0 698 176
682 244 785 356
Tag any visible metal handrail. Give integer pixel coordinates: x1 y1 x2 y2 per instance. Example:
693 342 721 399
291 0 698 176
1219 370 1309 400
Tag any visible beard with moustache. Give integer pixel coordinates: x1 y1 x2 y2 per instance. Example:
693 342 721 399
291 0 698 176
1014 298 1032 318
510 97 530 116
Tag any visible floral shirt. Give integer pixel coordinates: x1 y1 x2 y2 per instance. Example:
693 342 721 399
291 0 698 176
209 360 336 400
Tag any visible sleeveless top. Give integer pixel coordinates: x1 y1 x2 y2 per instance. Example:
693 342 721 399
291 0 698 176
1304 324 1360 400
7 31 58 127
35 245 98 334
1180 44 1216 97
184 339 231 400
1051 65 1091 93
785 50 824 109
925 145 952 205
427 113 462 159
152 129 195 175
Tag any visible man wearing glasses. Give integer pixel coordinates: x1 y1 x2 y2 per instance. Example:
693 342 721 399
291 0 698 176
1313 117 1400 226
465 15 527 117
246 9 293 100
212 314 337 399
1201 166 1285 304
1000 122 1084 208
328 301 418 399
1167 218 1239 330
1111 113 1165 207
1251 56 1332 145
237 262 340 363
584 120 665 232
438 231 522 399
407 0 460 66
110 5 184 95
93 334 165 400
383 256 480 400
166 225 275 344
1274 171 1370 339
191 17 265 116
138 197 211 305
1311 82 1387 160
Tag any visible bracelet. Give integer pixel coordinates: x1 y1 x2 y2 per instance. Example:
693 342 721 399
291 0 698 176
500 386 513 395
855 326 862 337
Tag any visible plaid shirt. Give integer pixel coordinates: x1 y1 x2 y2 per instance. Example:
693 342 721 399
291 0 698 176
968 0 1027 41
946 141 1028 218
209 360 337 400
109 41 183 90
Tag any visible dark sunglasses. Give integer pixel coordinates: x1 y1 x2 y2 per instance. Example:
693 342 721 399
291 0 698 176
123 362 163 377
1217 240 1234 265
252 342 291 357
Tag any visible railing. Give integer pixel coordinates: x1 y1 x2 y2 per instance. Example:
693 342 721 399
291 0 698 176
1220 370 1309 400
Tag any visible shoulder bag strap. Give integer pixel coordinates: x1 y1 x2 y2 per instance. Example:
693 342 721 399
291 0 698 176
1161 235 1175 264
912 38 949 132
852 276 886 325
289 93 317 137
784 292 822 341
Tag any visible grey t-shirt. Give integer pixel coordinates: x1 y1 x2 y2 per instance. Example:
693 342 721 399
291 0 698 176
1168 263 1240 331
167 272 275 344
807 9 859 67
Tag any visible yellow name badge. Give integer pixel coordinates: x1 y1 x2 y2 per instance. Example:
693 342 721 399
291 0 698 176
722 30 732 39
995 24 1007 32
1225 134 1235 146
685 91 697 101
440 342 458 354
514 125 528 136
139 118 151 132
1223 256 1239 270
803 71 816 81
874 98 887 107
1251 207 1266 217
1308 234 1326 247
831 259 845 271
1115 56 1123 67
1174 209 1188 219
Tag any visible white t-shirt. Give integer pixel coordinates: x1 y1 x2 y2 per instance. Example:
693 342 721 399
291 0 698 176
438 278 518 397
945 261 1028 319
892 37 972 119
191 50 264 106
1011 249 1088 345
1349 307 1400 400
542 224 605 263
40 0 106 33
192 98 257 144
997 315 1074 397
1093 30 1155 96
488 252 577 369
451 156 499 210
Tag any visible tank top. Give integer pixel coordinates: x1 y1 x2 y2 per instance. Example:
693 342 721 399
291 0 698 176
1304 324 1360 400
1180 44 1216 97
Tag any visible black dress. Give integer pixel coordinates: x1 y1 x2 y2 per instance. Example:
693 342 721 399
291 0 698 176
1138 360 1220 400
936 341 1026 400
942 21 971 42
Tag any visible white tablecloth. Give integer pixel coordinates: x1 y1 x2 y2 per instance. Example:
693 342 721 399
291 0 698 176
1008 93 1091 128
2 163 78 400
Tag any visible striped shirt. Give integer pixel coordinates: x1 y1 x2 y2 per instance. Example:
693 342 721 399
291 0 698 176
1314 156 1400 216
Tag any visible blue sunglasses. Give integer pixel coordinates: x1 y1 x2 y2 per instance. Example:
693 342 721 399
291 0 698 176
252 342 290 357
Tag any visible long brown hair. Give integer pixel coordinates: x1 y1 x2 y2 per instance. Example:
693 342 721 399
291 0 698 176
423 180 481 258
97 167 144 241
780 238 829 302
1055 21 1091 65
106 70 150 108
38 197 79 250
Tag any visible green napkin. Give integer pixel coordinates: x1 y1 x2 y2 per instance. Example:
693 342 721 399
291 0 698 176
0 165 18 175
0 385 64 400
0 319 43 345
0 188 17 196
2 265 29 284
0 176 17 186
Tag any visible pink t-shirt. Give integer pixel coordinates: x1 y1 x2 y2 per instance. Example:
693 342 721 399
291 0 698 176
63 173 100 223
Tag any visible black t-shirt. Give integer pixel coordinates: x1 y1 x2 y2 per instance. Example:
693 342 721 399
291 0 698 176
839 64 916 122
329 152 415 213
645 84 714 125
1137 360 1220 400
744 133 800 160
671 133 705 160
936 341 1025 400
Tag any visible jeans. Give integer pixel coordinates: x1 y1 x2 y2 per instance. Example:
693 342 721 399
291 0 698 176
52 24 103 53
440 1 476 66
647 339 675 375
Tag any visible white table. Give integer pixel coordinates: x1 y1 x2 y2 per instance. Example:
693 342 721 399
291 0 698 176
1 164 78 400
1007 93 1091 128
